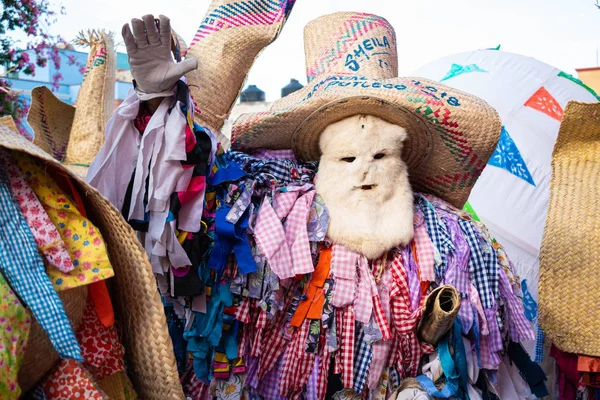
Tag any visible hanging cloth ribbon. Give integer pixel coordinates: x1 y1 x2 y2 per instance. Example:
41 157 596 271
208 162 256 276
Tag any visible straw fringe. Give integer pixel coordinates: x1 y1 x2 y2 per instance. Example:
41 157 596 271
539 101 600 356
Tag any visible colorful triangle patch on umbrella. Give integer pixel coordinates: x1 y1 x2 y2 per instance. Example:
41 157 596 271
488 126 536 186
440 63 487 81
524 86 564 122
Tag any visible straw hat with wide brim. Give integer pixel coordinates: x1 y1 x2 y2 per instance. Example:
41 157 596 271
230 12 502 208
539 101 600 356
27 30 116 179
184 0 295 138
0 125 185 400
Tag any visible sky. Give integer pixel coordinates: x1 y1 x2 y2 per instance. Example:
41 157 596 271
41 0 600 101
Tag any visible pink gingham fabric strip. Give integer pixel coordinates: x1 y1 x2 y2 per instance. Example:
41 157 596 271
284 190 316 276
254 197 294 279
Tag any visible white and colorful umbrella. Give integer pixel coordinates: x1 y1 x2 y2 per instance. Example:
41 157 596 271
412 49 599 305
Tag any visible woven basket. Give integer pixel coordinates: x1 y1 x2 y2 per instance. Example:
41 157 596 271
539 101 600 356
417 285 460 346
0 126 184 400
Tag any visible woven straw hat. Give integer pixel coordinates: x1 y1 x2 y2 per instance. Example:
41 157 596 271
27 30 116 178
539 101 600 356
417 285 460 346
230 12 502 208
184 0 295 134
0 126 184 400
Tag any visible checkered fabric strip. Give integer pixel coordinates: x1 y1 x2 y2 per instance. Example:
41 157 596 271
334 309 343 375
458 298 474 334
484 307 504 355
354 257 376 324
417 195 455 278
306 353 319 400
439 211 471 296
317 347 332 400
402 246 422 312
258 293 295 380
368 267 393 390
0 167 82 361
498 267 534 342
226 151 317 187
235 298 251 323
331 244 359 280
388 366 401 393
535 324 545 363
272 190 299 219
373 295 392 341
278 318 315 398
469 284 489 335
479 332 501 369
413 220 436 282
284 190 316 276
353 325 373 394
388 253 424 378
458 217 495 310
331 245 359 308
339 306 356 388
254 196 294 279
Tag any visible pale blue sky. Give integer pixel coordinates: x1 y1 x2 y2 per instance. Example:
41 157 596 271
46 0 600 101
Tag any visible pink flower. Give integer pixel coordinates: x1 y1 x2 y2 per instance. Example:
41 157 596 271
78 273 86 281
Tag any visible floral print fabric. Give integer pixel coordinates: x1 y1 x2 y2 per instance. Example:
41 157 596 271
0 271 31 398
13 153 114 291
0 150 74 274
41 359 106 399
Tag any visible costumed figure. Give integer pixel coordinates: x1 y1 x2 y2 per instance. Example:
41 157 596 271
86 5 548 400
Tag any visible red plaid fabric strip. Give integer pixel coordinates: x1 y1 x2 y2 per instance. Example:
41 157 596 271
235 298 251 323
368 267 393 390
257 310 269 329
279 319 315 399
413 219 436 282
334 308 343 375
284 190 316 276
258 296 295 380
389 253 424 378
331 245 358 307
340 306 356 388
254 197 294 279
317 345 331 400
373 295 392 341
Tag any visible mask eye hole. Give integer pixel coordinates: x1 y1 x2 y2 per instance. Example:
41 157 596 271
341 157 356 163
374 153 385 160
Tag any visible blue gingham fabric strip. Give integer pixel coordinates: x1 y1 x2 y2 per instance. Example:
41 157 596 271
416 195 455 279
535 324 545 363
226 151 317 187
457 217 496 310
353 324 373 394
0 166 82 361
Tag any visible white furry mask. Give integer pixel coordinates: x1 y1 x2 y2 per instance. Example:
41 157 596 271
316 114 414 259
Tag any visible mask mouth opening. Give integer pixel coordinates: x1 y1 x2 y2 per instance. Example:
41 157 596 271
357 184 376 191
